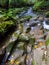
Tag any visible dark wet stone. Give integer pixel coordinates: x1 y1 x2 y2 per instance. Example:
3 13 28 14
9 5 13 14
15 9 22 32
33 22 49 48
45 18 49 21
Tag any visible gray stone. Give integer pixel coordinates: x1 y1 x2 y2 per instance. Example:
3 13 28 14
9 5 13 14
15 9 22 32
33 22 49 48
38 17 44 22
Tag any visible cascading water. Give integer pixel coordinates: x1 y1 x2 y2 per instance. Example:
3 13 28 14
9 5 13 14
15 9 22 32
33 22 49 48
24 7 36 17
1 7 48 65
43 21 49 30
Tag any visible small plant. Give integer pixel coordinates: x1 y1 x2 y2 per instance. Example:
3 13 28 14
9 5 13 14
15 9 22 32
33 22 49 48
0 20 15 34
33 1 44 11
45 11 49 17
31 61 35 65
46 38 49 46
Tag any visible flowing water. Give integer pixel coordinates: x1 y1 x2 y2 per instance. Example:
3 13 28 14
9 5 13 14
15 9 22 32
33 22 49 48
1 7 49 65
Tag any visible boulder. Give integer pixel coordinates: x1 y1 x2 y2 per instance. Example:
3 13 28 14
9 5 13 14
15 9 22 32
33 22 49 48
38 16 44 22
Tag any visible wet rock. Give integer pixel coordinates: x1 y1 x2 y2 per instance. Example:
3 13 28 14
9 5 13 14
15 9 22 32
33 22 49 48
14 54 26 65
30 31 34 36
27 44 32 53
18 15 32 23
0 54 5 63
29 37 35 45
19 33 29 41
6 42 14 53
23 16 32 21
26 27 31 33
30 16 39 21
9 30 21 42
30 21 40 27
8 49 23 61
45 18 49 21
38 17 44 22
23 26 30 33
17 42 24 50
26 54 33 65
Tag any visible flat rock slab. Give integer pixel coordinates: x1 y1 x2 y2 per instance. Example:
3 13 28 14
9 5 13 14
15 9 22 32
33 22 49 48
33 45 47 65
